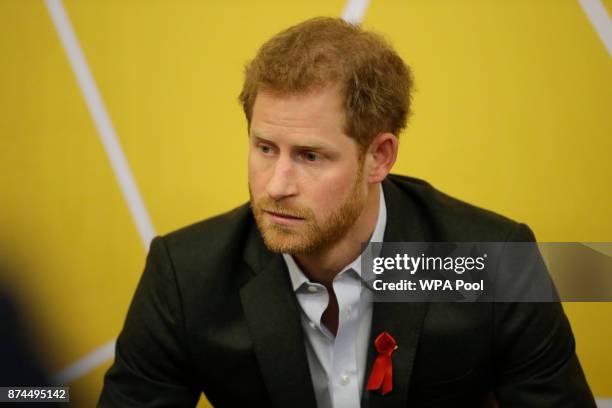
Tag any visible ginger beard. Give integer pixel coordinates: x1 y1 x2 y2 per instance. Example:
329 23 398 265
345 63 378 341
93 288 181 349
250 162 367 255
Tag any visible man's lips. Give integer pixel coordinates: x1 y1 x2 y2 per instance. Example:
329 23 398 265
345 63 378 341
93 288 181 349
265 210 303 219
264 210 305 225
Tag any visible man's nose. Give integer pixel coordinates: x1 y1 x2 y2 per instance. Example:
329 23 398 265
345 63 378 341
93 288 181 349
266 155 298 200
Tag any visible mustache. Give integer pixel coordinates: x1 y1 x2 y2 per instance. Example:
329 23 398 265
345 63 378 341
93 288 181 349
252 198 312 219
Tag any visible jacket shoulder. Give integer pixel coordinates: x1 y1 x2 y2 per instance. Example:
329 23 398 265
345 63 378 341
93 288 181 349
157 203 255 274
386 174 531 241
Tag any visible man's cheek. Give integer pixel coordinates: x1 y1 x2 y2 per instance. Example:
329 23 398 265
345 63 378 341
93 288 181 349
249 176 265 194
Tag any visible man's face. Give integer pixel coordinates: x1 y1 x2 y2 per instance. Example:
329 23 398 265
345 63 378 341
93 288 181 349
248 84 368 255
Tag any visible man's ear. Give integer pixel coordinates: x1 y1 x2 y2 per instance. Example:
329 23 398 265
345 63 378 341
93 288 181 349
365 132 399 183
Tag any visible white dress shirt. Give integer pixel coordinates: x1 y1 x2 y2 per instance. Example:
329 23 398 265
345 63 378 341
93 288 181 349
283 188 387 408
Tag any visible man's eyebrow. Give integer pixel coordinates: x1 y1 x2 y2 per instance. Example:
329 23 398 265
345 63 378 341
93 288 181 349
251 132 286 145
293 143 333 152
250 132 335 152
250 133 272 142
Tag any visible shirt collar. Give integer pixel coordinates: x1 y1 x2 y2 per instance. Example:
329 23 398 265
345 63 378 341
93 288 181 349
283 186 387 291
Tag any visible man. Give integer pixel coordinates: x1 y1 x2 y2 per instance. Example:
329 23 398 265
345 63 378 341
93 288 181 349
99 17 595 407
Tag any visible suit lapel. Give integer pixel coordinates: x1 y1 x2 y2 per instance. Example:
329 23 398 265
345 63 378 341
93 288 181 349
362 177 433 407
240 227 317 408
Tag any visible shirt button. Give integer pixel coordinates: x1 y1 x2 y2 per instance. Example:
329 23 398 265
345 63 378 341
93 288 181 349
308 321 316 330
340 374 350 385
307 285 318 293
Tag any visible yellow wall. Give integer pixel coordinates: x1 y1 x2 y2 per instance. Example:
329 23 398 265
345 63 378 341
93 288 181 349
0 1 610 406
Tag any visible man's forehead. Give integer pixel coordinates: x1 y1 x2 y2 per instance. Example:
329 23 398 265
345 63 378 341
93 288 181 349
250 88 348 133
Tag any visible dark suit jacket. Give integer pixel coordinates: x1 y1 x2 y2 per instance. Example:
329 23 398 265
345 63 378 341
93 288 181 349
99 174 595 407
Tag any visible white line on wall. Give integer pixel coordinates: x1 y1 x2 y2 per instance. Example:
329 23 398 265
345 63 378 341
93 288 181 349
44 0 155 383
578 0 612 58
342 0 371 24
597 398 612 408
53 340 116 385
44 0 156 250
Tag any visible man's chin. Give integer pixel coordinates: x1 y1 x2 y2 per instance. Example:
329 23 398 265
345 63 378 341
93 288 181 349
255 226 318 255
260 229 307 254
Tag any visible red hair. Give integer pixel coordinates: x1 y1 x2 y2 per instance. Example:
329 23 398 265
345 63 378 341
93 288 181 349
239 17 414 150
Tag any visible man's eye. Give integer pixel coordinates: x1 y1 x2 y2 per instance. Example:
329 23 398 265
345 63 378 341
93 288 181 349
259 144 272 154
302 152 320 162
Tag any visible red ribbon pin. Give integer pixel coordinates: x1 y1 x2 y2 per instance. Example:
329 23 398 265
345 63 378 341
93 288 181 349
366 331 398 395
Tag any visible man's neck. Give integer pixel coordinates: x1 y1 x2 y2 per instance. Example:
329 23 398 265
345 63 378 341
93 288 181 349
293 184 381 287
